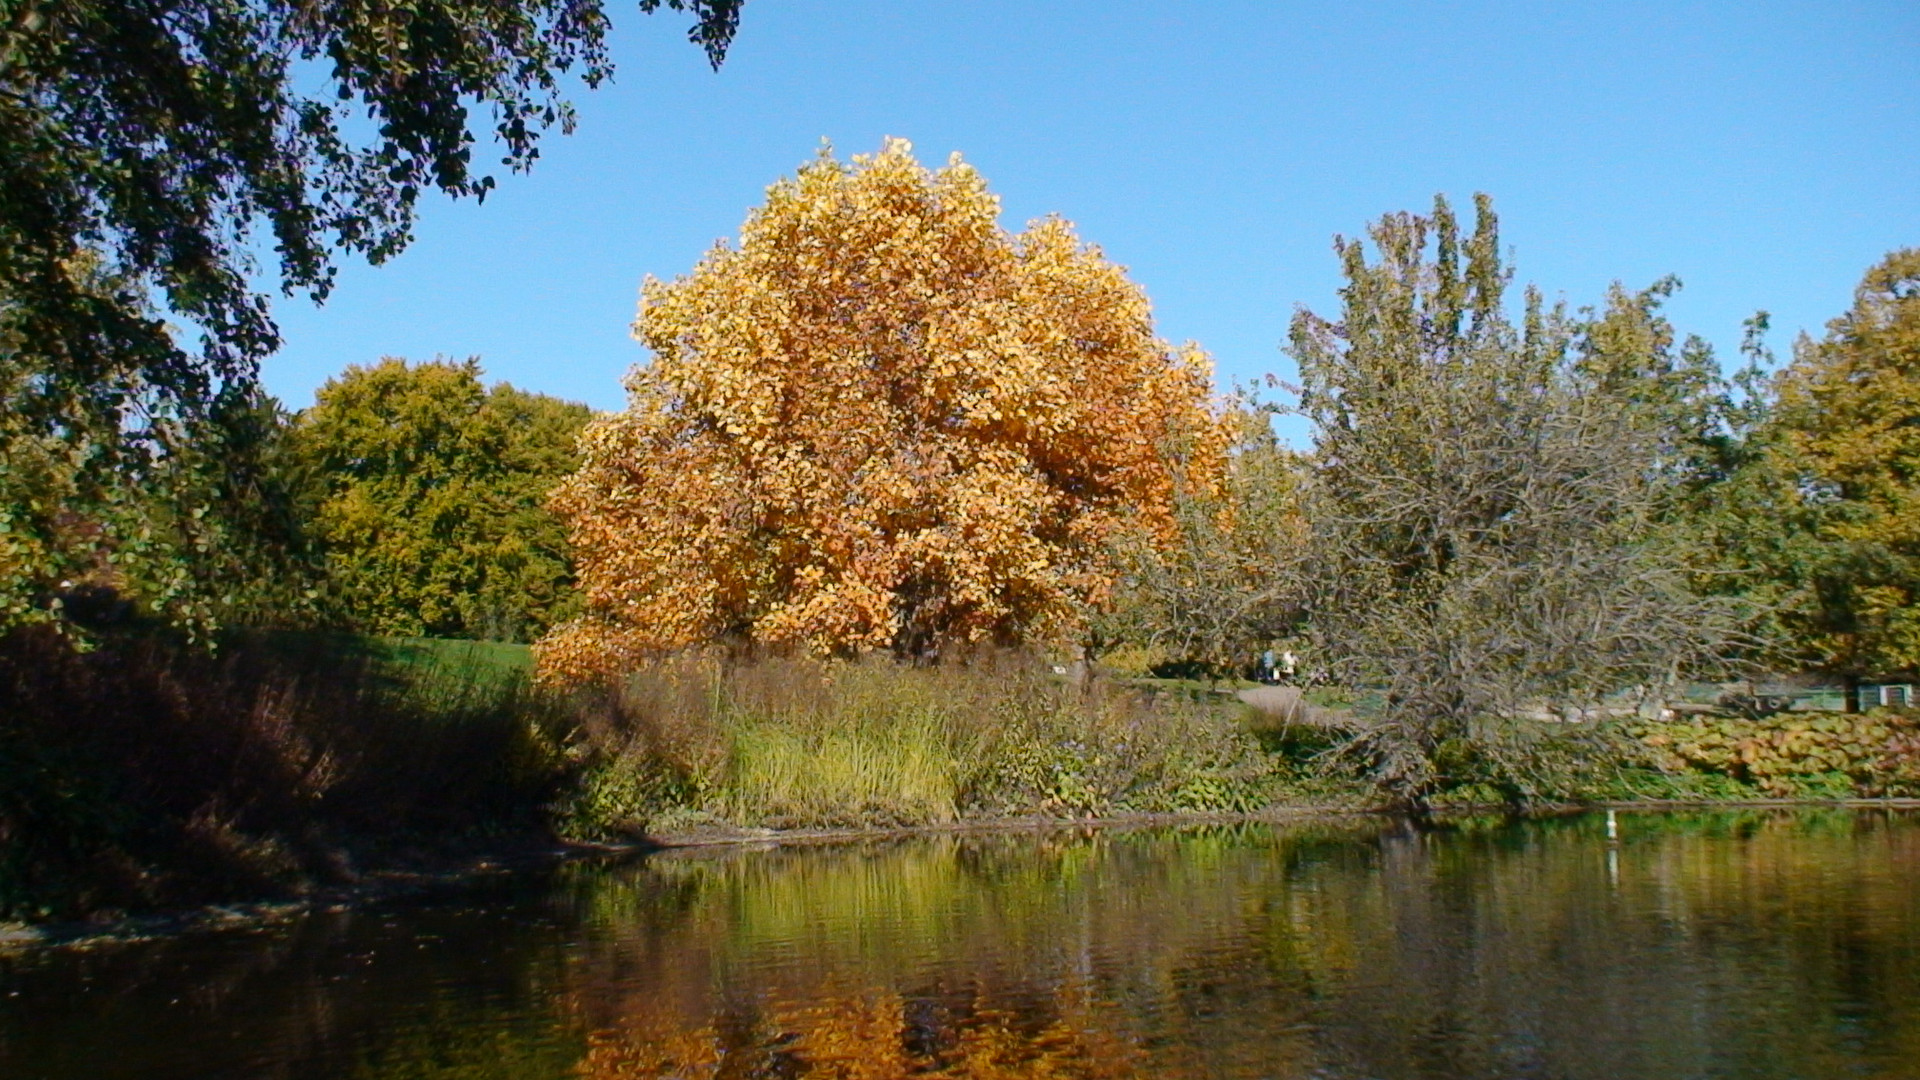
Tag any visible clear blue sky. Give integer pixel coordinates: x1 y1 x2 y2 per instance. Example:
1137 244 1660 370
261 0 1918 445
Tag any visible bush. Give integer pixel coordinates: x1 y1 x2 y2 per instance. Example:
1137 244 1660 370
1095 642 1172 680
1633 710 1920 798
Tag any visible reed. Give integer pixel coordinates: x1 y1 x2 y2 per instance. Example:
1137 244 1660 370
560 652 1282 836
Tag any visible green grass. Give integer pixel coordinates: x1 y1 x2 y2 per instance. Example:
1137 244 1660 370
722 706 972 827
1126 675 1258 694
240 629 535 682
375 636 534 679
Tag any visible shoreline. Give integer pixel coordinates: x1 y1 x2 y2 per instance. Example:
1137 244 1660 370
8 798 1920 952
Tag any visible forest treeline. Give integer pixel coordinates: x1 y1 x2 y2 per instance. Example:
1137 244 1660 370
3 354 592 644
9 149 1913 701
12 148 1916 688
3 142 1917 918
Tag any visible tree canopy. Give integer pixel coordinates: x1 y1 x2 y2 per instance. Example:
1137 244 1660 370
289 357 591 641
0 0 737 635
1769 249 1920 682
1290 194 1737 804
1092 400 1303 676
2 0 740 429
536 140 1224 682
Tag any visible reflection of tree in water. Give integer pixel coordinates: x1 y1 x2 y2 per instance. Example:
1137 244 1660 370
558 826 1375 1079
3 813 1916 1080
557 814 1920 1080
1292 810 1920 1080
577 986 1142 1079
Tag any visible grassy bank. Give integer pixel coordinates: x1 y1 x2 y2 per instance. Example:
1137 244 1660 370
1248 701 1920 808
558 654 1298 838
8 625 1919 924
0 634 1307 922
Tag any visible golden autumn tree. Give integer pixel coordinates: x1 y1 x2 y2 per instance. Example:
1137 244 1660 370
537 140 1222 681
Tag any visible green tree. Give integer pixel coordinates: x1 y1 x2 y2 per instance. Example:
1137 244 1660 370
1768 249 1920 690
1289 194 1736 805
290 357 591 641
0 383 317 636
1576 283 1797 664
0 258 317 635
0 0 738 633
2 0 740 419
1576 278 1737 488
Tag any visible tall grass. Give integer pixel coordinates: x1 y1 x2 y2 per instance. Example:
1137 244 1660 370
559 653 1282 837
0 627 570 920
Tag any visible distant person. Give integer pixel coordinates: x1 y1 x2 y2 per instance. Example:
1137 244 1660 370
1281 650 1297 682
1260 649 1276 684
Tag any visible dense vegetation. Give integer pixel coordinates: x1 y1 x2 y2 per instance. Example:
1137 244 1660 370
1289 195 1739 803
4 130 1918 919
0 628 569 919
290 358 591 642
1767 250 1920 686
558 653 1287 838
0 0 741 642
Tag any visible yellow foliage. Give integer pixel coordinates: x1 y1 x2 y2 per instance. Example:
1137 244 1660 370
1774 248 1920 673
538 140 1222 682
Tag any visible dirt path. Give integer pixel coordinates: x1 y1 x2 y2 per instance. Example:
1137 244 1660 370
1237 685 1308 721
1236 685 1359 729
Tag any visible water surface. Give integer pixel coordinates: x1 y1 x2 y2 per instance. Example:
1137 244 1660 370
3 809 1917 1079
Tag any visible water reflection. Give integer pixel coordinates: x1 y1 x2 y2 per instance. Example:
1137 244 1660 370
2 809 1916 1079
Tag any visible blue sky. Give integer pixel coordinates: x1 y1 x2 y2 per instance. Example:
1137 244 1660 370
262 0 1918 445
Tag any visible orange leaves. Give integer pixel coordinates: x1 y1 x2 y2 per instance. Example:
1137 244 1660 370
576 989 1145 1080
535 140 1223 681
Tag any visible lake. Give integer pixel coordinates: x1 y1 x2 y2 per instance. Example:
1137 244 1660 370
3 808 1917 1079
